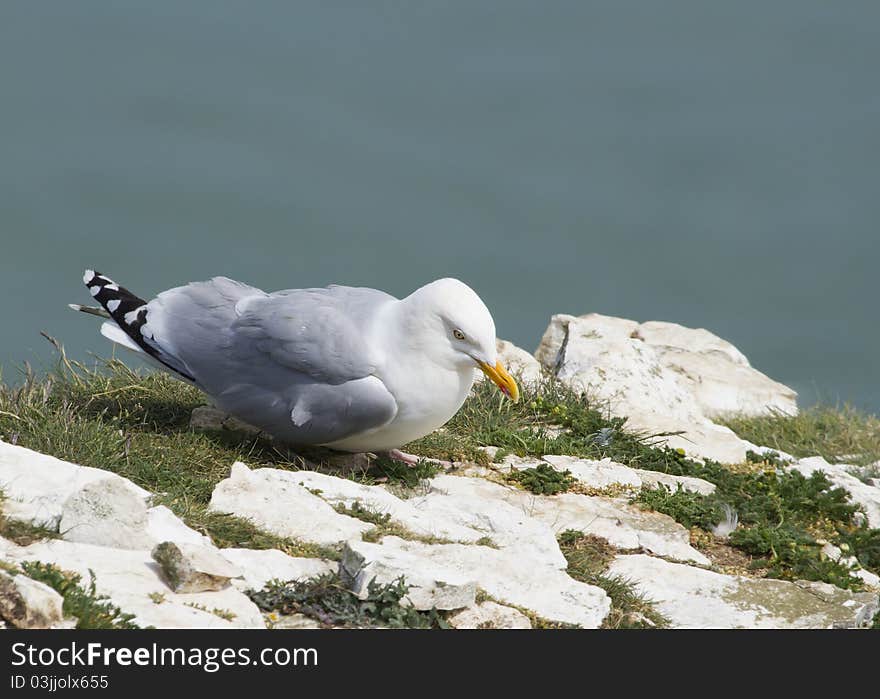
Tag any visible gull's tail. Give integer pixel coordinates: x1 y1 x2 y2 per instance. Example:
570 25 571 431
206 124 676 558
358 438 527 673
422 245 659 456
72 270 196 383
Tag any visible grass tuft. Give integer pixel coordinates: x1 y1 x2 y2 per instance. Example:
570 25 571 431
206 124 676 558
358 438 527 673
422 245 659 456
506 464 575 495
724 406 880 466
20 561 141 629
248 573 449 629
558 531 669 629
0 491 59 546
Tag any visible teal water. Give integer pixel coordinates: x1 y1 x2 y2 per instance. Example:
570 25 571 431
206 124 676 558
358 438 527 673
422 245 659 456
1 2 878 410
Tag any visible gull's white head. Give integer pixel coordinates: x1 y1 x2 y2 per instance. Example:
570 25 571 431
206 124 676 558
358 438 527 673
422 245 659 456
403 278 519 400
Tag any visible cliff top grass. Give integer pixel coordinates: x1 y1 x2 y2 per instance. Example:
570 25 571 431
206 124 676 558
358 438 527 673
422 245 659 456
721 406 880 468
1 351 879 597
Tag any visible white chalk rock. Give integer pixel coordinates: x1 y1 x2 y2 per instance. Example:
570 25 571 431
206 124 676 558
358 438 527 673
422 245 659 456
58 478 210 551
540 455 716 495
5 539 264 629
276 470 485 544
448 601 532 629
145 506 213 548
536 314 699 423
539 494 710 565
789 457 880 528
218 548 336 591
534 313 797 463
342 536 610 627
608 554 879 629
0 440 149 528
208 462 371 545
341 538 477 611
60 478 153 550
417 475 567 567
541 455 642 489
427 474 708 565
632 469 717 496
0 569 64 629
0 441 206 551
637 320 797 417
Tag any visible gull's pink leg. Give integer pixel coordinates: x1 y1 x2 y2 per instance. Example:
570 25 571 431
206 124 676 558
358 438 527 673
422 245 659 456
385 449 454 470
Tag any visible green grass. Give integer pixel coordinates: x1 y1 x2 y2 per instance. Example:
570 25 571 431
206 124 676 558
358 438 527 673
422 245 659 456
0 491 60 546
20 561 141 629
557 531 669 629
634 485 725 530
630 466 876 590
506 464 575 495
247 573 449 629
333 501 460 545
723 405 880 467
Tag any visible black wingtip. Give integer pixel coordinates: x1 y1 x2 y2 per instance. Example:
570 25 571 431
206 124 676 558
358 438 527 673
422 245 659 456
81 270 196 382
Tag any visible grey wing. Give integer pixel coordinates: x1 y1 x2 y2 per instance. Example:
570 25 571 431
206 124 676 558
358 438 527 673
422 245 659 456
229 286 394 385
213 374 397 446
139 279 399 445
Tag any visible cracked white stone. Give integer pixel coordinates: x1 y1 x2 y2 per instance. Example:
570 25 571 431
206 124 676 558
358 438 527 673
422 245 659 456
541 455 716 495
60 478 154 550
0 440 149 528
342 536 610 627
417 475 567 567
533 313 797 463
145 506 213 548
277 470 485 544
59 480 211 551
448 601 532 629
427 474 708 565
208 462 371 545
341 538 477 610
5 539 265 629
542 455 642 489
219 548 336 591
608 554 879 629
1 440 208 551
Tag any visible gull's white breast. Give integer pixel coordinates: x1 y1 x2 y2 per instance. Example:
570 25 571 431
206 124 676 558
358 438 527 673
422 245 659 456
321 364 476 452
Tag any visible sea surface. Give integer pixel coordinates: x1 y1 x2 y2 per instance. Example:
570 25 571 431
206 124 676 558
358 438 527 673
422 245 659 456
1 2 878 410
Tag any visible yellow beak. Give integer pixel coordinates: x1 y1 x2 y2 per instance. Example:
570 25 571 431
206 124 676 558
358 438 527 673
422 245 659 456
478 360 520 402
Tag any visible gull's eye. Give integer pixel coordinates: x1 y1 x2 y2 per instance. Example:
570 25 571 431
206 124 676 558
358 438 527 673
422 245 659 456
453 329 466 340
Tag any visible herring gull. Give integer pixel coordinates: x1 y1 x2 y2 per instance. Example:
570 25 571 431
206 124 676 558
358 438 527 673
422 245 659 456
70 271 519 459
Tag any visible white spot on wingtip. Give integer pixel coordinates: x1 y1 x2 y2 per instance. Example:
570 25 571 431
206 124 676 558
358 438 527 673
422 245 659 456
89 285 101 296
124 305 145 325
83 269 95 284
107 299 121 312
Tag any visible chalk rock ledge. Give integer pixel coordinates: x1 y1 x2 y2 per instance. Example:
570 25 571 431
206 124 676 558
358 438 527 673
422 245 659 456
608 555 879 629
